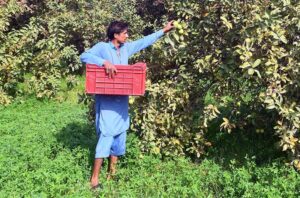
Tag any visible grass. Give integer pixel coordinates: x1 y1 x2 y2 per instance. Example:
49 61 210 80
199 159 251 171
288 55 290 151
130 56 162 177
0 98 300 197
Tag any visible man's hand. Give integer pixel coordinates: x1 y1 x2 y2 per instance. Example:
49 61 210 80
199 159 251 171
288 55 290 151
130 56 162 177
163 21 175 33
103 60 117 78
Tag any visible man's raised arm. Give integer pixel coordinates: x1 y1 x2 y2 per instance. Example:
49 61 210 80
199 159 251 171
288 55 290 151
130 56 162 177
126 21 174 57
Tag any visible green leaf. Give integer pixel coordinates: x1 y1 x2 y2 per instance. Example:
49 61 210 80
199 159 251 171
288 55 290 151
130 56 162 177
220 16 233 29
255 69 261 78
280 35 288 44
240 62 251 69
253 59 261 67
173 33 179 42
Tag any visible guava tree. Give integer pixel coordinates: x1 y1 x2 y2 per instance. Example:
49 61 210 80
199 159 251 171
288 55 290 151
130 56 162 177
130 0 300 166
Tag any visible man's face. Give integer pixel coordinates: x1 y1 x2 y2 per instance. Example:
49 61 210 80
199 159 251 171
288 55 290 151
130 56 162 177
114 29 129 43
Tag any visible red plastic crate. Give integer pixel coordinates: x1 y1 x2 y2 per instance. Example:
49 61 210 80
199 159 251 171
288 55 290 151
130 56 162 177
85 62 146 95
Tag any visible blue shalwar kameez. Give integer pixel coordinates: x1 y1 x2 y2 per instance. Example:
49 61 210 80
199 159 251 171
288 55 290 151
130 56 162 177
80 30 164 158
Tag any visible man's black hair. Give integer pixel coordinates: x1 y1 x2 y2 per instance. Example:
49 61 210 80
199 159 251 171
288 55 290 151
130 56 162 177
107 21 129 41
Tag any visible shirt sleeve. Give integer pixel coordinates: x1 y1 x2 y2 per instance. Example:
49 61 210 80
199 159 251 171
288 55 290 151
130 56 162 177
80 42 106 66
126 29 164 57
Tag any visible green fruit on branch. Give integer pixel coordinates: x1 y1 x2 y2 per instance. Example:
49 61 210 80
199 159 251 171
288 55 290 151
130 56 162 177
248 68 255 75
129 97 134 104
173 21 183 29
173 21 179 27
245 38 251 43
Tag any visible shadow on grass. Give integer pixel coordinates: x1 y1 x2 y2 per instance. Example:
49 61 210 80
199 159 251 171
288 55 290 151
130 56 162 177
55 122 97 166
204 125 286 168
55 122 141 171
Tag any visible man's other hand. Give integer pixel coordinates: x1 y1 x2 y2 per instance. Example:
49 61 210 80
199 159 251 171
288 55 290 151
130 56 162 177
103 60 117 78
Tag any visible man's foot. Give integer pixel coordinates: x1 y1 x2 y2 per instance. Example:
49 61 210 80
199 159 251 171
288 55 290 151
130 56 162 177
106 173 114 180
90 178 99 188
91 183 103 190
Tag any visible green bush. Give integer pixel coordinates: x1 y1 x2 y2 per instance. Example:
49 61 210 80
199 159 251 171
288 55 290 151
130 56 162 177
0 0 145 101
128 0 300 164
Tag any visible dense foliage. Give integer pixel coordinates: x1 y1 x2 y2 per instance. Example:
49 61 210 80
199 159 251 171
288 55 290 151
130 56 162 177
129 0 300 165
0 99 299 197
1 0 300 167
0 0 145 102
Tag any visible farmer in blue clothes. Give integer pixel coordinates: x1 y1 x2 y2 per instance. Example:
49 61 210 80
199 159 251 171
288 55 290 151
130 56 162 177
80 20 174 189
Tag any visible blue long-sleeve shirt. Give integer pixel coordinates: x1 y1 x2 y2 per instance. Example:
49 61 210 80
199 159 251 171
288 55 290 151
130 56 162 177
80 29 164 137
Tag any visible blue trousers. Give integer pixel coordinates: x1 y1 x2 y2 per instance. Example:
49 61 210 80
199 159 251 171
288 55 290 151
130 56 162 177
95 131 127 158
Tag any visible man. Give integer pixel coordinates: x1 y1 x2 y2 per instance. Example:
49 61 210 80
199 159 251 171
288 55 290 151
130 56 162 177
80 20 174 189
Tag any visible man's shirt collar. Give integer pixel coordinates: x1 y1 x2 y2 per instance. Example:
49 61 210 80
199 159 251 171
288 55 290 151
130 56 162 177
109 41 124 50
